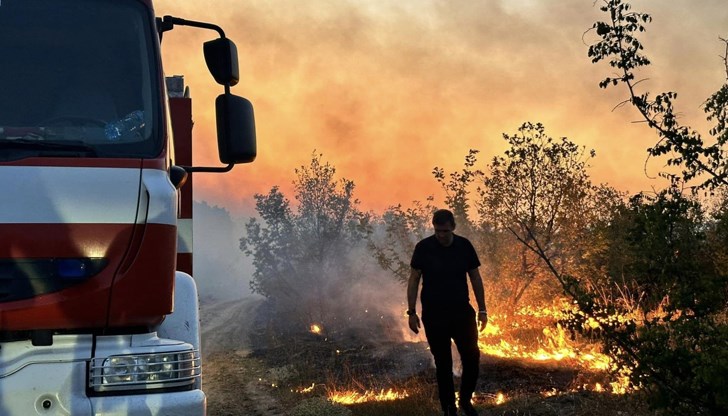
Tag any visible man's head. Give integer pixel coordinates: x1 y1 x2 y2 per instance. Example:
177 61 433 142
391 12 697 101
432 209 456 246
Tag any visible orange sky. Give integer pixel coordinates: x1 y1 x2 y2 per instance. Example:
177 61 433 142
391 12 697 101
155 0 727 217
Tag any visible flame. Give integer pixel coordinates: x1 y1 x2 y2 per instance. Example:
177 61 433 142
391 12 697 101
302 300 635 404
478 301 634 394
541 388 558 397
296 383 316 394
610 377 630 395
328 388 409 404
477 327 611 371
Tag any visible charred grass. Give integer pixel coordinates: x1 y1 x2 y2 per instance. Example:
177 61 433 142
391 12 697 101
204 331 656 416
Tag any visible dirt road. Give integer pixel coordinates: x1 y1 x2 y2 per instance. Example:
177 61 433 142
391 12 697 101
200 297 262 357
200 297 288 416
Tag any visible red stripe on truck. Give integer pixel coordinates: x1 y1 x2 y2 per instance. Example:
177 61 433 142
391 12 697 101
0 223 176 331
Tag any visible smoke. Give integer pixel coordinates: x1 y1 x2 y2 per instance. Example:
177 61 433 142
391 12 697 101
157 0 726 213
248 237 417 347
192 200 255 302
156 0 728 216
327 243 423 345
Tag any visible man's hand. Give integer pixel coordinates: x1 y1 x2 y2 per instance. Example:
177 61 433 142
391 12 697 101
408 314 421 334
478 310 488 331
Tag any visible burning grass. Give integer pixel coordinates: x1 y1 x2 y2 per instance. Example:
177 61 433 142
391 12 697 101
477 300 633 395
328 387 410 404
239 299 650 415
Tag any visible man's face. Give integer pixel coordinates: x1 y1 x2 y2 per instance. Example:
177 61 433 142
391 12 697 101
434 222 455 246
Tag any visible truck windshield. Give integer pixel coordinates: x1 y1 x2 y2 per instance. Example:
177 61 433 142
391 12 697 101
0 0 160 159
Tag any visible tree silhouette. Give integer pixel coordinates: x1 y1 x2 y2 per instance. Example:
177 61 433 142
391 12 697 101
477 122 601 309
368 198 436 285
579 1 728 412
241 152 371 340
588 0 728 191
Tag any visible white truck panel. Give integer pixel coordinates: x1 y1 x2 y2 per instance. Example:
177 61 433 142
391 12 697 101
157 272 203 389
0 335 94 416
140 168 178 226
157 273 202 352
0 167 178 226
0 361 92 416
0 166 139 224
90 390 206 416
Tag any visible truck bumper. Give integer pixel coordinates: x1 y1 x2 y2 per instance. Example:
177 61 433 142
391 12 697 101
90 389 206 416
0 334 205 416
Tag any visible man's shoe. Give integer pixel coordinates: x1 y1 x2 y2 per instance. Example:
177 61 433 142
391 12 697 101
458 401 479 416
443 405 458 416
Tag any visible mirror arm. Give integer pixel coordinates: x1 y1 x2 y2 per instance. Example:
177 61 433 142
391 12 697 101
181 164 234 174
161 16 226 38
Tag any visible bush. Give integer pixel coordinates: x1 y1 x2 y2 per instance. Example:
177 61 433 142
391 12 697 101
566 187 728 414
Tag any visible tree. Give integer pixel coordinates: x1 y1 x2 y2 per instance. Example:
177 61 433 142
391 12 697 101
587 0 728 191
368 198 436 285
577 2 728 411
476 122 599 309
567 187 728 414
433 149 481 237
707 188 728 278
240 152 371 341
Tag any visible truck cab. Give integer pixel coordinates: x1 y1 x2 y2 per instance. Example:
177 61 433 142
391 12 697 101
0 0 255 414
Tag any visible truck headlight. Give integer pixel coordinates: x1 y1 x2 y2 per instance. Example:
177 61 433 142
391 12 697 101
89 350 200 392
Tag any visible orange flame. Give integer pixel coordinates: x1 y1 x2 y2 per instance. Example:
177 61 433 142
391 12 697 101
296 383 316 394
477 317 611 371
477 301 633 394
328 388 409 404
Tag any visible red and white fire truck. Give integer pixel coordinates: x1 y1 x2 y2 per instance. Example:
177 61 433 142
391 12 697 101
0 0 255 414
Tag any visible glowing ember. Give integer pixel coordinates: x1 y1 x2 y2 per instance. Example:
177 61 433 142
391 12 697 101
328 388 409 404
309 324 323 334
541 388 558 397
495 392 506 405
296 383 316 394
610 376 631 395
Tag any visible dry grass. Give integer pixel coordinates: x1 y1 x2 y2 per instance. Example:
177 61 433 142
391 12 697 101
201 298 656 416
347 392 653 416
203 343 656 416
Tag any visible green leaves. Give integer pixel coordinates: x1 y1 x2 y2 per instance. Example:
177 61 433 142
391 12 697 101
589 0 727 191
569 6 727 402
587 0 651 75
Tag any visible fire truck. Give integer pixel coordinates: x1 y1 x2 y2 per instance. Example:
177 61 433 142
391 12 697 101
0 0 255 414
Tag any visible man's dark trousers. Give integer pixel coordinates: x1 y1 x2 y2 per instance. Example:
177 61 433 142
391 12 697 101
422 304 480 411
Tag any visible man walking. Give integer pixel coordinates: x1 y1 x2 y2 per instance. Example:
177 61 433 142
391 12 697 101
407 209 487 416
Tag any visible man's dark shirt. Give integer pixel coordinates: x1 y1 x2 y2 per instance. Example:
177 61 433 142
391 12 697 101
410 234 480 312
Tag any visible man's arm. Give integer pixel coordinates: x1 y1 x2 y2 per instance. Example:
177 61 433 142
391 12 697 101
407 268 422 334
468 268 487 328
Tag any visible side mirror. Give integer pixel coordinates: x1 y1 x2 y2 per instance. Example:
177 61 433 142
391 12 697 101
216 94 256 164
203 38 240 86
